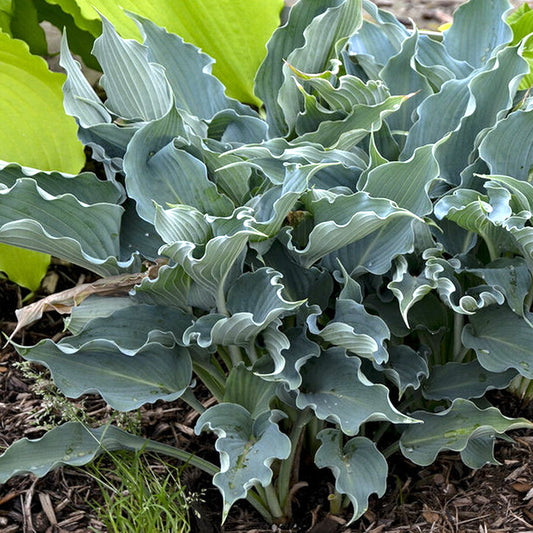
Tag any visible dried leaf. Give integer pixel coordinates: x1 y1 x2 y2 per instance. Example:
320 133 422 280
7 261 165 342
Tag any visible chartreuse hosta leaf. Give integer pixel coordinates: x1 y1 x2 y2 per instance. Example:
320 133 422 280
0 422 217 484
462 306 533 378
297 347 418 435
508 2 533 89
195 404 291 522
400 399 533 467
48 0 283 105
315 429 387 524
0 32 83 172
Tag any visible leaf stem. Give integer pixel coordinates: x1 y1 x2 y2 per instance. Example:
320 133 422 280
246 488 274 524
141 440 219 476
228 345 244 366
382 440 400 459
453 312 464 361
277 408 313 513
525 281 533 312
179 388 207 414
263 483 284 521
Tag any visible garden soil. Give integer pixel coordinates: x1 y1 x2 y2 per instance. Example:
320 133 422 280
1 2 533 532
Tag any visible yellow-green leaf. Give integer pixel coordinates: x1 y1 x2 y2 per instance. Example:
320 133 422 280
0 31 85 289
0 243 49 291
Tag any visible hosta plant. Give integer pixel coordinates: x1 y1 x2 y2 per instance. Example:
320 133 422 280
1 0 533 525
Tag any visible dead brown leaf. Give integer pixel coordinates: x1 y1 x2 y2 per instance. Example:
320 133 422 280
7 260 166 342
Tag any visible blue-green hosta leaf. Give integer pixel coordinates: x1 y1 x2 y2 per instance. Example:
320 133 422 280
379 30 432 136
442 0 512 68
255 0 342 137
401 76 471 160
59 304 193 353
432 45 528 185
424 253 505 315
308 298 389 363
184 268 303 347
381 345 429 397
422 361 517 401
0 162 123 205
297 347 417 435
465 257 531 316
483 174 533 213
60 33 110 129
293 94 406 151
362 144 440 217
278 0 363 135
119 199 165 261
154 205 212 245
348 1 407 73
400 399 532 467
432 217 477 257
195 404 291 521
460 434 500 469
0 179 138 276
414 34 472 88
223 364 277 419
0 422 215 483
124 107 233 223
478 108 533 181
132 262 192 312
66 296 135 335
462 306 533 378
434 188 517 260
301 76 391 113
161 212 264 296
133 15 253 120
255 325 321 389
388 256 435 327
92 17 172 121
315 429 387 524
402 45 528 177
262 239 333 308
16 341 192 411
207 110 268 145
250 163 327 238
321 217 415 276
288 191 418 268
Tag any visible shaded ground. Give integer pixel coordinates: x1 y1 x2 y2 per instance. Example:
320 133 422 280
2 1 533 532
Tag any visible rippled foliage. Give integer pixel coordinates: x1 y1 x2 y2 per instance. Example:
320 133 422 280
1 0 533 525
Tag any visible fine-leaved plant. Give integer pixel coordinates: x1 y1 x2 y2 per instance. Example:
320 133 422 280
1 0 533 525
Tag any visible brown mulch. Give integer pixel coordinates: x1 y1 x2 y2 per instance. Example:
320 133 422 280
2 2 533 532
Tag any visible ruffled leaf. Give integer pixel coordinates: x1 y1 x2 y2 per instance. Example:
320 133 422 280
315 429 387 524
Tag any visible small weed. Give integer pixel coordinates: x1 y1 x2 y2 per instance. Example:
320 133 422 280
85 450 199 533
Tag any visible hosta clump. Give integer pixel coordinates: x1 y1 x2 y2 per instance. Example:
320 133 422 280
1 0 533 525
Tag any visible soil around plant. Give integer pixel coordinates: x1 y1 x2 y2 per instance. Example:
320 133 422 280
1 2 533 532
